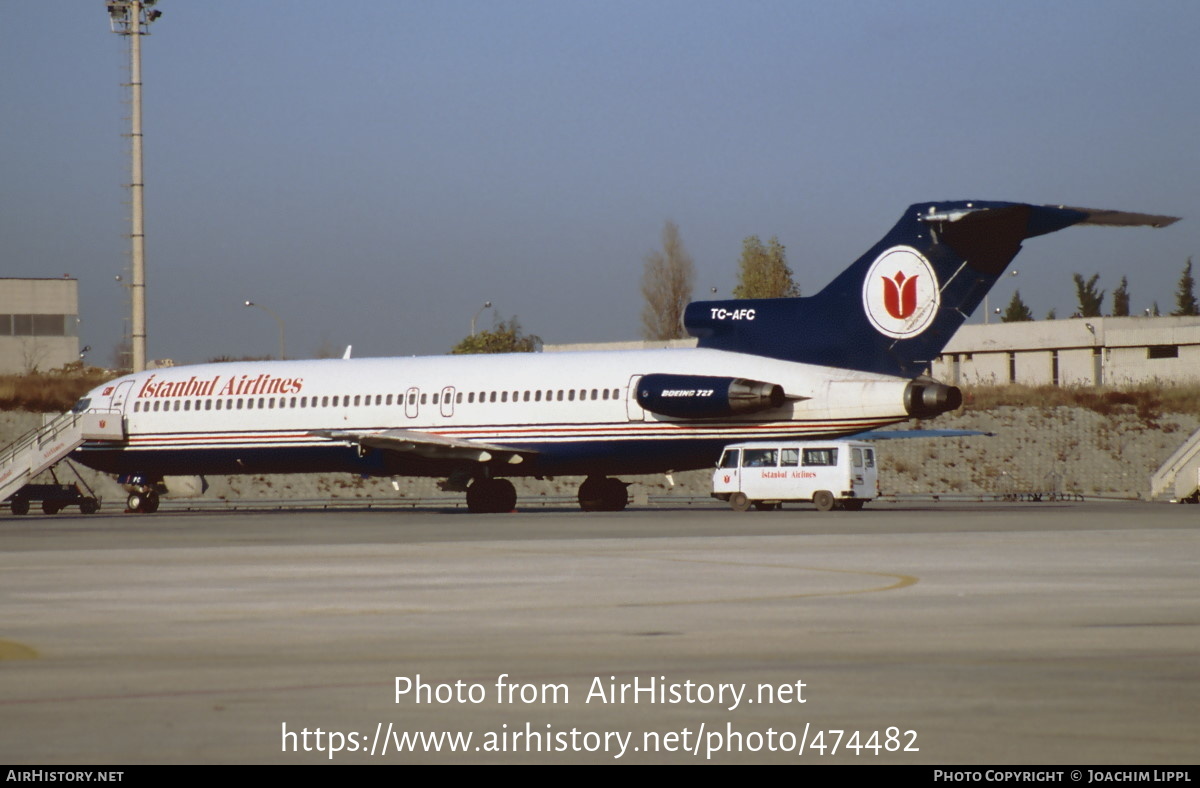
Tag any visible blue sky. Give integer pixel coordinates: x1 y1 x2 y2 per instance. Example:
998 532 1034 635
3 1 1198 364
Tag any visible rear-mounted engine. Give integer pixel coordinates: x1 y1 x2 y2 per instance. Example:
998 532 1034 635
636 374 785 419
904 379 963 418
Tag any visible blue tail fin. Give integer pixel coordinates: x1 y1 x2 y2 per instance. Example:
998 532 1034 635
685 201 1178 378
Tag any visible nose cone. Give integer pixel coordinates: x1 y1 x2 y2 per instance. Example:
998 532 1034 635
904 379 962 418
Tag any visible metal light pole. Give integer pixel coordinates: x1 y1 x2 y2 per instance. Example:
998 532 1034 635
471 301 493 336
244 301 287 360
107 1 162 372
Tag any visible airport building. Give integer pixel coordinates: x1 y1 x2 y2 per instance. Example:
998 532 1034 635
933 316 1200 387
547 316 1200 388
0 278 81 374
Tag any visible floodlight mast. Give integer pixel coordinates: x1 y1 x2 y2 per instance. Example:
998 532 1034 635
107 1 161 372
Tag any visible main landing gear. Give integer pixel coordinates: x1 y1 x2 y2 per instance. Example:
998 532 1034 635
465 478 517 514
577 476 629 512
126 489 160 514
461 475 630 513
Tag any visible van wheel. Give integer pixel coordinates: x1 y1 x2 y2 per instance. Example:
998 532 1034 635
729 492 752 512
812 490 835 512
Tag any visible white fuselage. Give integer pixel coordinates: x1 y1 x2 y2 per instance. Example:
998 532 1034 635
73 347 913 479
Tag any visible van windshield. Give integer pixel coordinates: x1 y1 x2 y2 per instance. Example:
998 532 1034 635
718 450 740 469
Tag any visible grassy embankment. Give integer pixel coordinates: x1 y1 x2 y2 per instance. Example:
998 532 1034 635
0 367 114 412
962 384 1200 423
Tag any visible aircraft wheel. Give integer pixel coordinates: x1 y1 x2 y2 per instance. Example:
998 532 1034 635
812 490 835 512
729 492 752 512
842 499 864 511
467 479 516 513
578 476 605 511
42 501 60 515
599 478 628 511
128 490 160 513
10 498 29 515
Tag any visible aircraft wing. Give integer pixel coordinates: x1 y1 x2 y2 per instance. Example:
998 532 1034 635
311 428 536 465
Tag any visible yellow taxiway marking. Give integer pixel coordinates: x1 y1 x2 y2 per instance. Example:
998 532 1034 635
0 640 38 660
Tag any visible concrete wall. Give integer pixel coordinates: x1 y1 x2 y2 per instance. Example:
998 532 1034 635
0 279 80 374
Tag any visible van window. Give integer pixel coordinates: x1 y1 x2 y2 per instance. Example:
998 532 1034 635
743 449 778 467
719 449 740 469
852 448 863 468
802 448 837 466
781 448 800 466
864 448 875 468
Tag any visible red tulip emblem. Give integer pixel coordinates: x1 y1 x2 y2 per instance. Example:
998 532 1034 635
882 271 918 320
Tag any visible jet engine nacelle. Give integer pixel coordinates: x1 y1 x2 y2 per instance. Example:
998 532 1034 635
636 374 786 419
904 379 963 418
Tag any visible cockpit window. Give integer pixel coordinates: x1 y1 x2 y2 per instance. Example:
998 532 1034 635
71 398 91 413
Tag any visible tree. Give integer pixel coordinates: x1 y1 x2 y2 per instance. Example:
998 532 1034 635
450 315 541 354
1112 276 1130 317
1072 273 1105 317
1000 290 1033 322
640 220 695 340
1171 258 1198 316
1045 309 1057 320
732 236 799 299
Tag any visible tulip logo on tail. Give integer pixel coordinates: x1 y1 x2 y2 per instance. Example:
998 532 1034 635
862 246 940 339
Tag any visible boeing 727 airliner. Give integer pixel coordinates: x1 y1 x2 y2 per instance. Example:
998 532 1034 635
67 201 1177 513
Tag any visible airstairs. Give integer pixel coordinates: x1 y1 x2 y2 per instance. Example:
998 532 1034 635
0 412 125 505
1150 425 1200 503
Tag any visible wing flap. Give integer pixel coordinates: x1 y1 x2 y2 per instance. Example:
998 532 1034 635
311 428 535 465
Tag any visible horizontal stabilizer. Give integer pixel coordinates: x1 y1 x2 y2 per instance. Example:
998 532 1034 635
1050 207 1179 229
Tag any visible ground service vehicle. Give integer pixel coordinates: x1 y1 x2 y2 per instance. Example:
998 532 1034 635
713 440 878 512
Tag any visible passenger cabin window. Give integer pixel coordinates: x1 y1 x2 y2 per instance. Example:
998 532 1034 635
802 448 838 467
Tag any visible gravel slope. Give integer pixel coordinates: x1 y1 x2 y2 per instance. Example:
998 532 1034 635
3 405 1197 506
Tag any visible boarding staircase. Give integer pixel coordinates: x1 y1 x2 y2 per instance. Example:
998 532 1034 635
1150 425 1200 502
0 412 125 504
